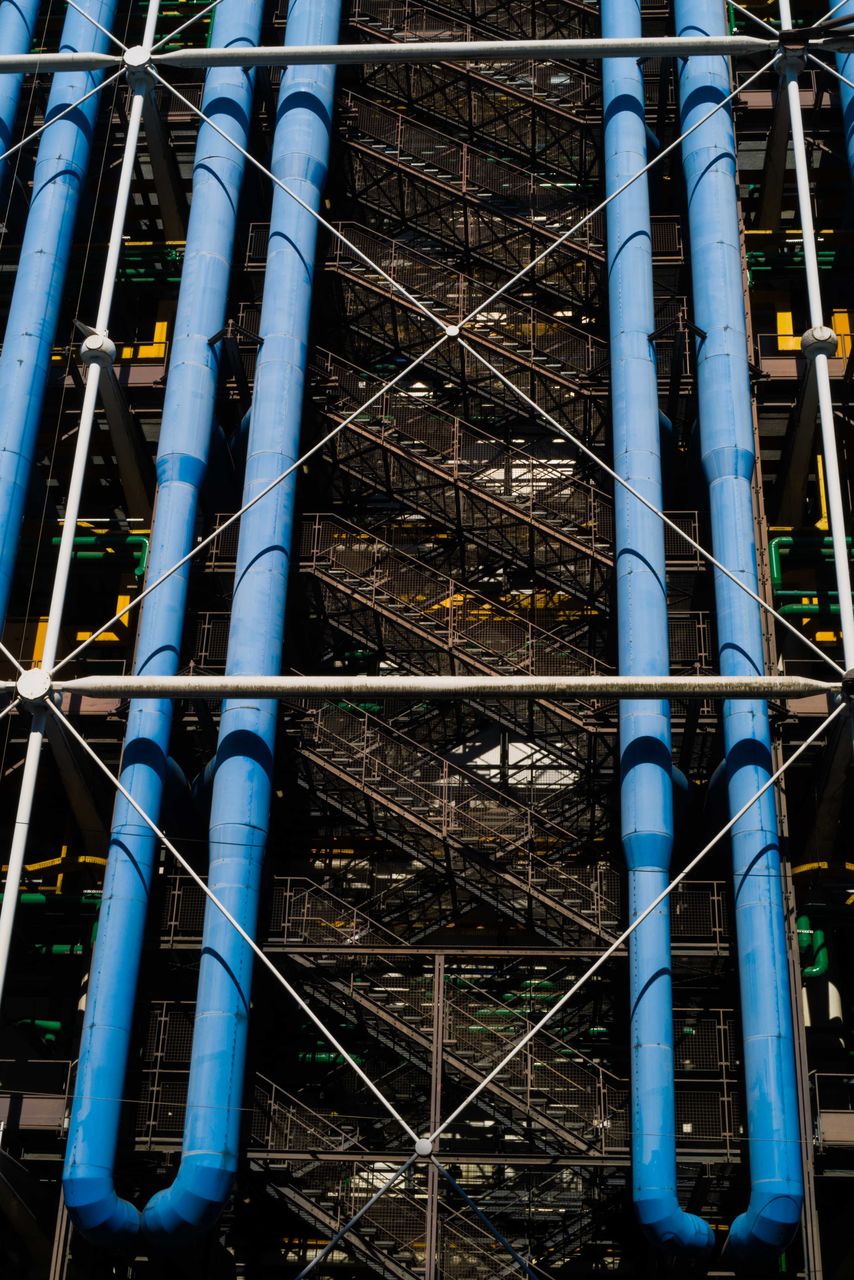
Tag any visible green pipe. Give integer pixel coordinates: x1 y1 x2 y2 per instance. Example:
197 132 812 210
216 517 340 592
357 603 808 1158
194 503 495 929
49 534 150 578
796 915 829 978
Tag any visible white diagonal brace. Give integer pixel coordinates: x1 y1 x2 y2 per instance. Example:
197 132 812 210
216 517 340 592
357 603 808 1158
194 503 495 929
455 57 777 335
150 71 447 331
44 697 420 1143
429 700 846 1141
458 337 845 676
50 332 450 675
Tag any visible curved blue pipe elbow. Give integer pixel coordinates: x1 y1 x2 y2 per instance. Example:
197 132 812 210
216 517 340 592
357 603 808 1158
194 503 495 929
0 0 41 194
132 0 342 1242
675 1 803 1267
0 0 118 631
62 0 266 1250
602 0 713 1258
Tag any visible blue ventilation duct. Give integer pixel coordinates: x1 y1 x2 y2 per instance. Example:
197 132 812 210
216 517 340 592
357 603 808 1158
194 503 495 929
0 0 118 631
0 0 41 191
832 1 854 176
144 0 342 1244
62 0 266 1247
675 0 803 1265
602 0 713 1257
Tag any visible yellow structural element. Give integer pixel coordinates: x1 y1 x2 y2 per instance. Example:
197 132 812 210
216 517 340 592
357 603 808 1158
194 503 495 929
775 309 851 356
121 300 172 361
75 593 131 645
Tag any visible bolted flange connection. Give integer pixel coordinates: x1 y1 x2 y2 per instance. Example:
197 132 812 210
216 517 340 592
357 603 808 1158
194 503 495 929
801 325 838 361
414 1137 434 1157
16 668 52 704
80 333 117 367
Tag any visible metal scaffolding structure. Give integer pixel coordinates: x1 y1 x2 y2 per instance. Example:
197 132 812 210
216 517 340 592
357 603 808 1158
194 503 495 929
0 1 854 1277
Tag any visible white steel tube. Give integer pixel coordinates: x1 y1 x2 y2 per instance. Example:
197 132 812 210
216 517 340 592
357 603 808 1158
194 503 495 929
49 674 839 700
0 2 162 1016
779 2 854 669
0 35 782 75
0 715 45 1002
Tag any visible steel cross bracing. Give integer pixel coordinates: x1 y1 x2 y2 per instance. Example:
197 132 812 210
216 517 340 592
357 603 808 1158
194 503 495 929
0 0 853 1273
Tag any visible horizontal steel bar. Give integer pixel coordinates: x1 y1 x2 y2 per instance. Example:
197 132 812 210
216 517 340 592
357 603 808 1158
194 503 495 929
36 674 839 699
154 36 781 68
2 33 845 76
0 51 121 72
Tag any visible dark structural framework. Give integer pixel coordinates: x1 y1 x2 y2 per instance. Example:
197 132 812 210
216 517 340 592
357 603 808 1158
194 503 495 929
0 1 853 1277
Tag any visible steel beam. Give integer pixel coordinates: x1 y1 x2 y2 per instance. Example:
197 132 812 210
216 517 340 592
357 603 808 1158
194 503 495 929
34 673 840 699
0 34 843 78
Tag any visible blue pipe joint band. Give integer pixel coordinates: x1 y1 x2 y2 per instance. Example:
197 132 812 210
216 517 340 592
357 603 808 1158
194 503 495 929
63 0 267 1249
675 0 803 1266
603 0 713 1258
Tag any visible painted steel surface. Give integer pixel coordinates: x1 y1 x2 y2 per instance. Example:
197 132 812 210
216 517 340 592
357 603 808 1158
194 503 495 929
602 0 713 1256
834 3 854 177
0 0 41 191
62 0 266 1246
0 0 118 628
144 0 341 1242
675 0 803 1264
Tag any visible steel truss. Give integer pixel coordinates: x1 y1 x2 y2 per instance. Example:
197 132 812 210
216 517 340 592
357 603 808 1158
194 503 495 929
0 1 853 1276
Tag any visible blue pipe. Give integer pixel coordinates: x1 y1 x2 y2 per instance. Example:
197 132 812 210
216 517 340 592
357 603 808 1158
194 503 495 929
62 0 265 1248
675 2 803 1265
0 0 41 193
832 2 854 178
142 0 341 1244
602 1 713 1257
0 0 118 631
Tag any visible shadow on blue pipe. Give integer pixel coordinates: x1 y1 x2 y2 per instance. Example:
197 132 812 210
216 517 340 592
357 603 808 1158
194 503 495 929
603 0 714 1259
0 0 118 632
0 0 42 198
62 0 266 1248
145 0 341 1245
675 0 803 1267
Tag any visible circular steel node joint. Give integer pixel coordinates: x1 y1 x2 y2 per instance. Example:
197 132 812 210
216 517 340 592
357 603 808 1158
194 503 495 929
445 324 460 338
801 325 837 361
16 669 52 703
414 1137 433 1157
123 44 152 86
80 333 117 367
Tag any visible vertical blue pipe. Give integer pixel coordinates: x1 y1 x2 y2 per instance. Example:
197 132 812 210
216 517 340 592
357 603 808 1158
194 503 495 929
675 1 803 1265
602 0 713 1257
144 0 342 1243
0 0 118 631
62 0 265 1248
0 0 41 191
832 2 854 177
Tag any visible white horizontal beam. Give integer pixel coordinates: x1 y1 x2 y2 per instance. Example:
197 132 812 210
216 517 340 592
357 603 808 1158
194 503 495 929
3 33 849 76
24 673 841 700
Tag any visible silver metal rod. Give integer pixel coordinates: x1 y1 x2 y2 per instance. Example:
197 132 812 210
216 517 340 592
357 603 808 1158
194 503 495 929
0 35 785 75
294 1155 419 1280
0 3 162 1018
50 674 839 699
0 714 45 1003
154 35 781 68
0 51 120 72
779 3 854 670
